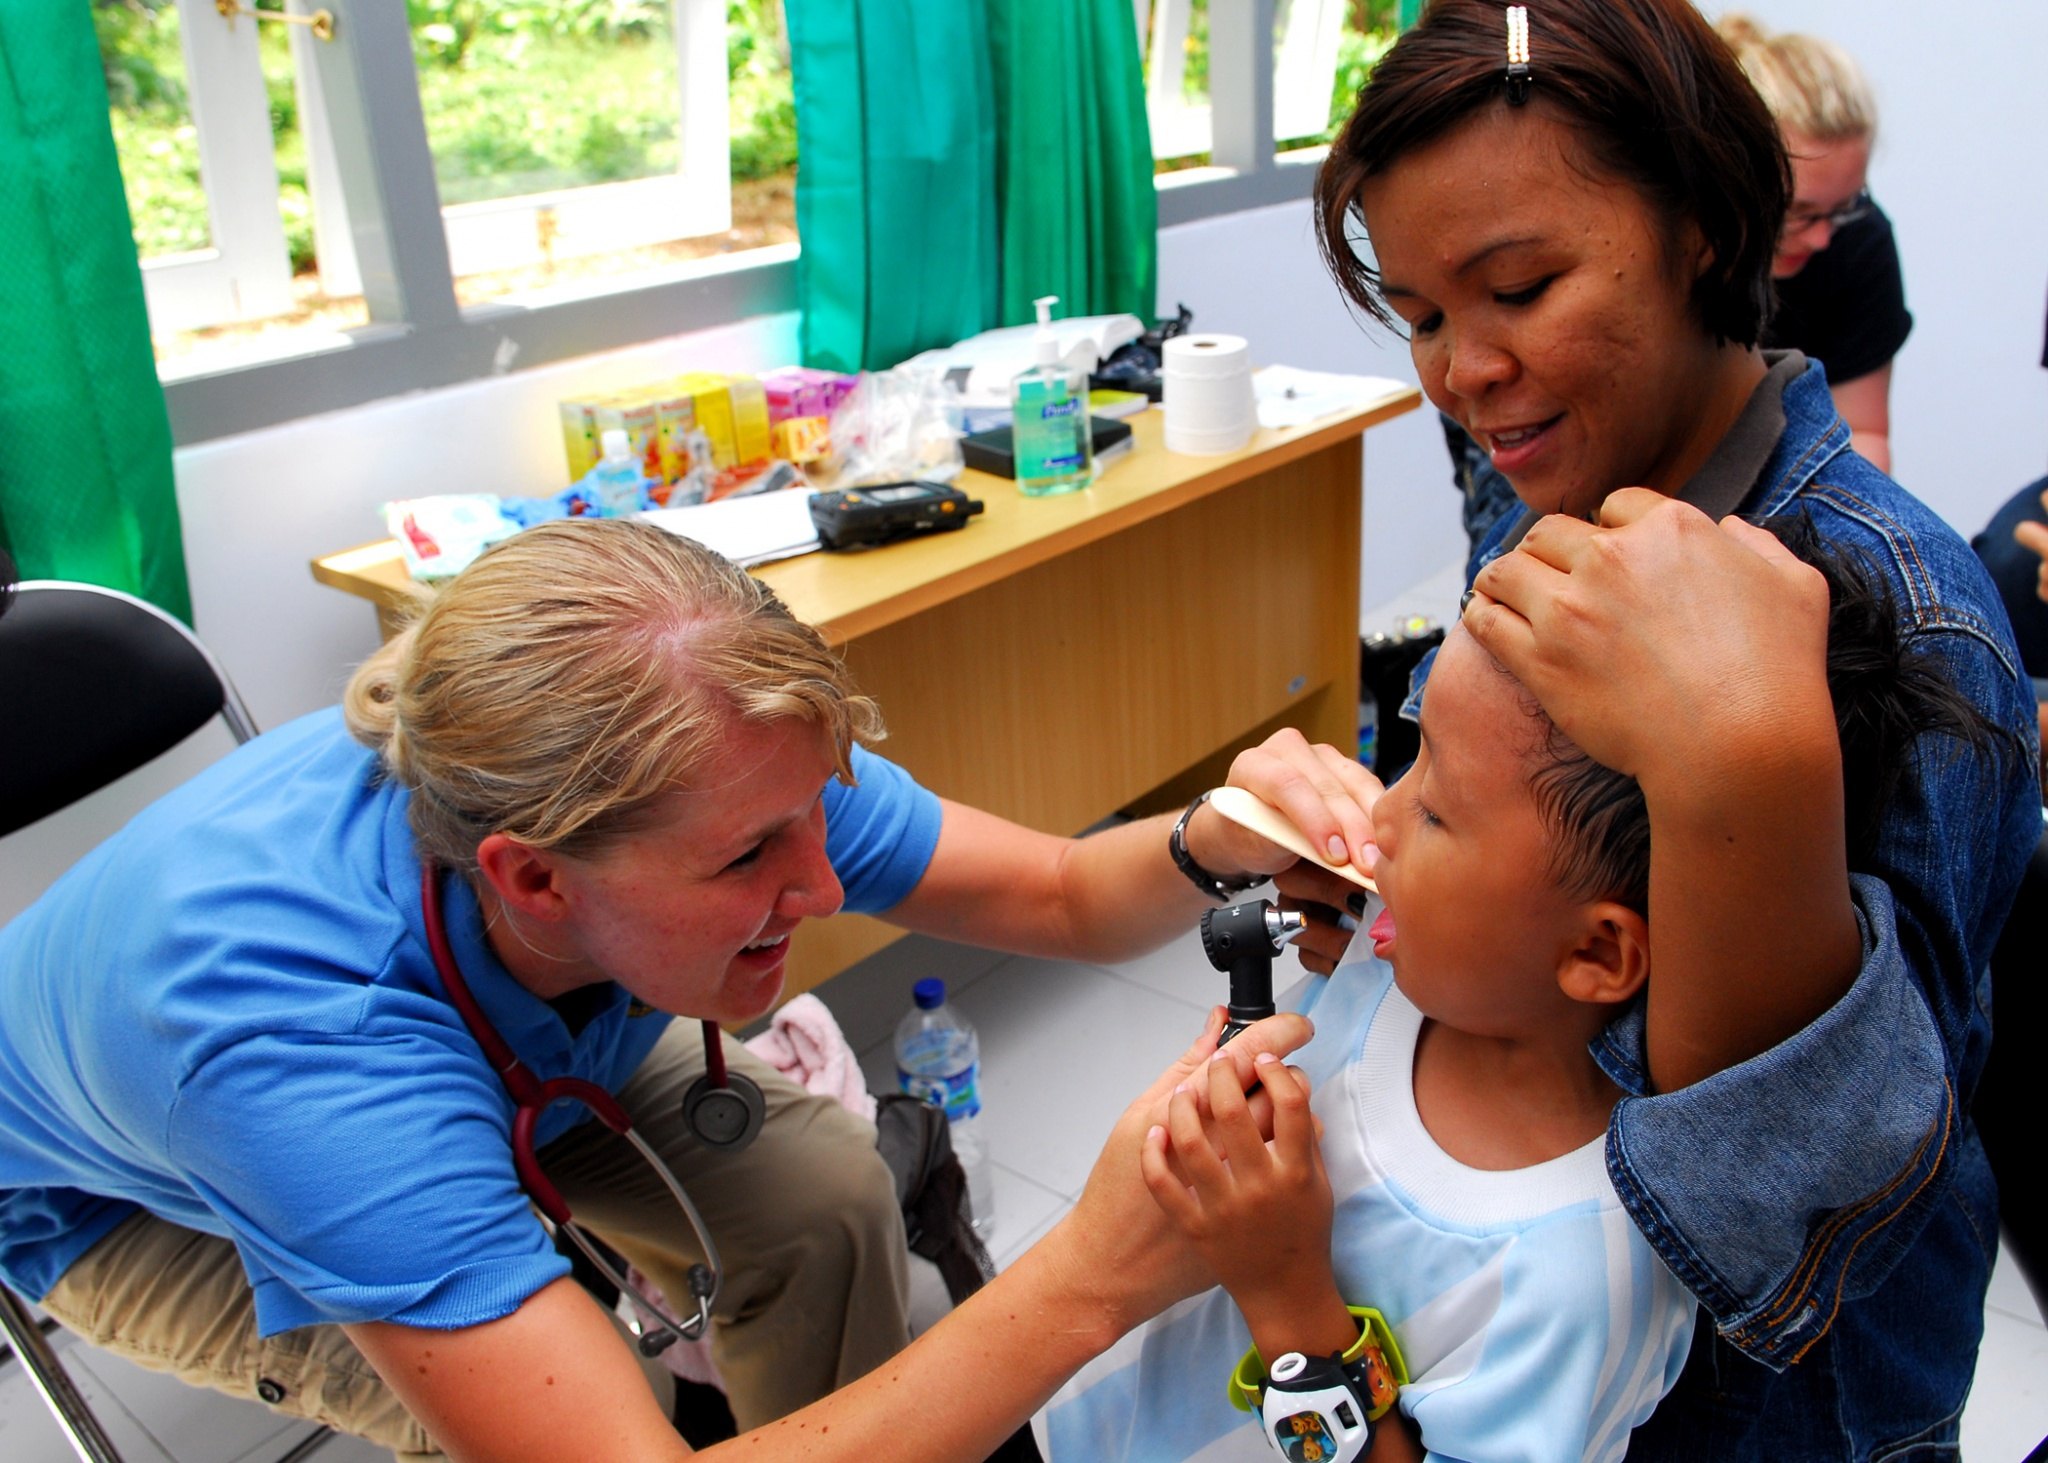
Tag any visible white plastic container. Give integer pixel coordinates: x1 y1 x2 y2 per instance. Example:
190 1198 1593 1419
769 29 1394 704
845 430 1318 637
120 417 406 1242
893 977 995 1240
588 428 648 518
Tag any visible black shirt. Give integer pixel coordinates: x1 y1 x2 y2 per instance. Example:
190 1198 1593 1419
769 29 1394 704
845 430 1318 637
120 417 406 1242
1764 200 1913 386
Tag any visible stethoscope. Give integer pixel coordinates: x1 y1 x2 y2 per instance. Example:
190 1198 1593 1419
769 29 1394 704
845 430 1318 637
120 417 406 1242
420 865 767 1353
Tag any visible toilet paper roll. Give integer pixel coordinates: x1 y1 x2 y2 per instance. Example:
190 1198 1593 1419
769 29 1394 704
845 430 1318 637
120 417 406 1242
1163 334 1256 455
1163 333 1253 377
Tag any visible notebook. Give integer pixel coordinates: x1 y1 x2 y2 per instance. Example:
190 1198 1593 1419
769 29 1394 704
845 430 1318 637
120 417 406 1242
959 416 1135 479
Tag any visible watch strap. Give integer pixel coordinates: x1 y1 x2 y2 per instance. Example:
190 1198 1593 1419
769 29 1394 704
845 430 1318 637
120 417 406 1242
1228 1306 1408 1422
1171 790 1260 901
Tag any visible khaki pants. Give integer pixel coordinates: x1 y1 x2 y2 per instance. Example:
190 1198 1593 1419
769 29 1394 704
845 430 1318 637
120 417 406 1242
41 1022 911 1455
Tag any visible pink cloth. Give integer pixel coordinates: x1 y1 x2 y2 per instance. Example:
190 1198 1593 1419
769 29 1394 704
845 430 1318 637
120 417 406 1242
741 993 877 1124
631 994 877 1389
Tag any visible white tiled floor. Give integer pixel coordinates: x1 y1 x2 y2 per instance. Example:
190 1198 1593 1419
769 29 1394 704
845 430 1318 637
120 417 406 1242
6 922 2046 1460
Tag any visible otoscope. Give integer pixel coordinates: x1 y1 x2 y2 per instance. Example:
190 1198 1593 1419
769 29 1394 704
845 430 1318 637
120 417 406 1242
1201 898 1308 1044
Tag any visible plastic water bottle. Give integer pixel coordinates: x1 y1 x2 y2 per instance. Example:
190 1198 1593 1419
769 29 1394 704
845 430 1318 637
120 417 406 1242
894 978 995 1241
588 428 648 518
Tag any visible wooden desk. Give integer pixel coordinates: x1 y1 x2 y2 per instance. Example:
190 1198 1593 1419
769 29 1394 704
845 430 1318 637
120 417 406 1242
312 388 1421 993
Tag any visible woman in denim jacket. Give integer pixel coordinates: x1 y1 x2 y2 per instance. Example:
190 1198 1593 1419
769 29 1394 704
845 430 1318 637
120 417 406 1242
1262 1 2042 1456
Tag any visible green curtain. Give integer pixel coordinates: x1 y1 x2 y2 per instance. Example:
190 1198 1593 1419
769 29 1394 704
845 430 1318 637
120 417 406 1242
986 0 1157 327
787 0 1157 371
0 4 190 621
786 0 1001 373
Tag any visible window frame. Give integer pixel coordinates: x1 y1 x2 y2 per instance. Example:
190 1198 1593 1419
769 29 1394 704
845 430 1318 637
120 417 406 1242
163 0 1310 448
137 0 295 334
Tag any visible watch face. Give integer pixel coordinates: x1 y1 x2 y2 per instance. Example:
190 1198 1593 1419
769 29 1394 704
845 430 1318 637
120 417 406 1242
1271 1409 1338 1462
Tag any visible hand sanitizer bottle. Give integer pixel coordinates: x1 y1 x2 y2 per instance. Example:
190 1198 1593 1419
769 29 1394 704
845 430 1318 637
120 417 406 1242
1011 295 1094 496
589 428 649 518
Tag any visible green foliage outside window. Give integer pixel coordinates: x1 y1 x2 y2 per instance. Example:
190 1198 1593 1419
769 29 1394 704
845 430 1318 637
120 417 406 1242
1158 0 1398 169
95 0 797 277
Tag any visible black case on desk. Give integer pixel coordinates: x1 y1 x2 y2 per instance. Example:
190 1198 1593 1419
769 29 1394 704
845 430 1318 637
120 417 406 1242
960 416 1133 479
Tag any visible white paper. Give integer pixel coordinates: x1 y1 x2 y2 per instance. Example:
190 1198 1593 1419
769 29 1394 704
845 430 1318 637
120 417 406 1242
1253 367 1414 429
639 488 820 568
904 313 1146 408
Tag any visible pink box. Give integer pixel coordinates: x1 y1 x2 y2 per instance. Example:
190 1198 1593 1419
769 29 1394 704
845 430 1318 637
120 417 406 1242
761 366 854 423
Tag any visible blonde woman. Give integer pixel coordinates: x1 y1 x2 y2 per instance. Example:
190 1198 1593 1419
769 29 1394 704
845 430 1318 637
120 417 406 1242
1719 13 1908 473
0 518 1361 1462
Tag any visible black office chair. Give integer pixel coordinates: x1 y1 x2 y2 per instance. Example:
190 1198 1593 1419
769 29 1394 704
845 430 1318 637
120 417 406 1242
0 579 259 1463
1977 821 2048 1321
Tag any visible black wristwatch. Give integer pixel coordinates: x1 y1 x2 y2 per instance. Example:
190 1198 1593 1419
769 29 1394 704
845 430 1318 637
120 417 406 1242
1170 790 1261 901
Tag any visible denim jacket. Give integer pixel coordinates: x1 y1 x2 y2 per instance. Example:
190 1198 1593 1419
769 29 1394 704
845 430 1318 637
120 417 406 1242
1412 359 2041 1457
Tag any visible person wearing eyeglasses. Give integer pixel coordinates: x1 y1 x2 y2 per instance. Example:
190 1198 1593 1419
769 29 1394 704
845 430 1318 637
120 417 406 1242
1718 14 1907 475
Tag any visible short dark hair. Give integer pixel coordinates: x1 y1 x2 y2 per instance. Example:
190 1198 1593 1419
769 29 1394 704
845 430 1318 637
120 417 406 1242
1315 0 1790 346
1527 515 2019 914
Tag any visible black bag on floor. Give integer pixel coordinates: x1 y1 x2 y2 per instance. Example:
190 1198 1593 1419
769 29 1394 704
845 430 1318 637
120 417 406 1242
875 1091 995 1302
874 1092 1042 1463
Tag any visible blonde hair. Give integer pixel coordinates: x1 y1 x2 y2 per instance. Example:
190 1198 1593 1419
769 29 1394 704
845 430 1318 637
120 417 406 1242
1716 13 1875 144
343 518 884 873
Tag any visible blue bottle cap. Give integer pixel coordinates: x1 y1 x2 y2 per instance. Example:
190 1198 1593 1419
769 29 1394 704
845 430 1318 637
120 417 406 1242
913 977 946 1010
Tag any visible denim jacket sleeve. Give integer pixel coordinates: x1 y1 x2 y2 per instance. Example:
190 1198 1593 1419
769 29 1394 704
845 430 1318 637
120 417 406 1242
1596 878 1947 1369
1590 566 2040 1370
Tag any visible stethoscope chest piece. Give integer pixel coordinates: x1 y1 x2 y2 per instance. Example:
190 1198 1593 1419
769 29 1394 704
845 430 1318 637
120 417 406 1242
684 1070 766 1149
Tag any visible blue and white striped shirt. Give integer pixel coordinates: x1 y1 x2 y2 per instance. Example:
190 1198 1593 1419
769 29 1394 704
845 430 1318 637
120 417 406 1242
1048 962 1695 1463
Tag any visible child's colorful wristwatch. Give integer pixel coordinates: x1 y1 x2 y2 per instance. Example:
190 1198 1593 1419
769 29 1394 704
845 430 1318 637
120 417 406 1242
1228 1306 1408 1462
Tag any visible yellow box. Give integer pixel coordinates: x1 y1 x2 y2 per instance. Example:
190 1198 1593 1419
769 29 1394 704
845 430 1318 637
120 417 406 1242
674 372 740 469
558 397 607 483
726 374 773 466
653 387 699 485
772 415 831 466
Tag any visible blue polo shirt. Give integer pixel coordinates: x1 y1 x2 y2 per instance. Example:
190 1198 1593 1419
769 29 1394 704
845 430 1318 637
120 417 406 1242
0 710 940 1334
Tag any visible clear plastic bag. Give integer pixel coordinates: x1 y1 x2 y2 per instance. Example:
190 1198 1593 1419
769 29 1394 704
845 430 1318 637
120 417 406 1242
812 366 964 488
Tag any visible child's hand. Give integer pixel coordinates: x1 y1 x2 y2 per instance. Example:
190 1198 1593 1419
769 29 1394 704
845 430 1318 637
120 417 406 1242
1053 1008 1317 1338
1140 1048 1354 1358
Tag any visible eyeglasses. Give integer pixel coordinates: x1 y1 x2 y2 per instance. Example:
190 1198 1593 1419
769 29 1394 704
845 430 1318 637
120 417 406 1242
1784 189 1872 236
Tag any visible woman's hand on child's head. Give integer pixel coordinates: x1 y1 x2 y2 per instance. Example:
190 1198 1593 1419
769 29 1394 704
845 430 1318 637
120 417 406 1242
1139 1043 1339 1337
1465 488 1836 799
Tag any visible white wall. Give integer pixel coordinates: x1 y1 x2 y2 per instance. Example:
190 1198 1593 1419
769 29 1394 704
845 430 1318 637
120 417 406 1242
8 0 2045 920
1155 201 1467 624
1705 0 2048 527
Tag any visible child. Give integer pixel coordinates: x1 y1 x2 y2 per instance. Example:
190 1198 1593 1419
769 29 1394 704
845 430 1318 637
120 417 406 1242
1046 521 2008 1463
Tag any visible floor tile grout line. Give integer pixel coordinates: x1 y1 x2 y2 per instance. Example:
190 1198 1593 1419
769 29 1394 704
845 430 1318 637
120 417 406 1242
1985 1301 2047 1328
59 1346 176 1461
1090 961 1227 1016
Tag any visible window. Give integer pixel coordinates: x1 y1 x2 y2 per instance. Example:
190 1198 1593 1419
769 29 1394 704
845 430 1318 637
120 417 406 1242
102 0 796 380
100 0 1341 444
104 0 299 336
1140 0 1398 172
409 1 785 310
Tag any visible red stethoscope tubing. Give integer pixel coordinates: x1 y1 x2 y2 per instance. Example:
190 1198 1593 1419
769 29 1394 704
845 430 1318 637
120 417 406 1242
418 864 723 1345
419 863 636 1225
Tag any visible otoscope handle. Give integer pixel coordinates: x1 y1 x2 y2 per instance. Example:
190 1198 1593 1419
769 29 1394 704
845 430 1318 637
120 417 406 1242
1202 900 1307 1045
